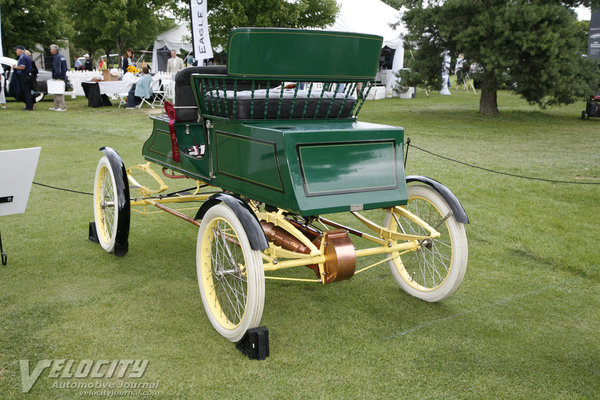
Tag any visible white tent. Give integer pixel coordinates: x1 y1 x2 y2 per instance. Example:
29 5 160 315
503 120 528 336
328 0 405 50
152 25 192 73
327 0 406 93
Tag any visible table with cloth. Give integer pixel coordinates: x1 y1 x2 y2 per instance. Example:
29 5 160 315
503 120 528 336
81 80 135 107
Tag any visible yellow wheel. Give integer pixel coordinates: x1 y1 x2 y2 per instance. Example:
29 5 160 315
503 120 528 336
93 155 130 255
196 203 264 342
386 185 467 302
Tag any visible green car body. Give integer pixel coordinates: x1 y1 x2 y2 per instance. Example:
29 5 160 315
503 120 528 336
142 28 408 216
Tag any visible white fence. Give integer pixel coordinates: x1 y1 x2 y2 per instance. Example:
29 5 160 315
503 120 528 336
66 70 103 97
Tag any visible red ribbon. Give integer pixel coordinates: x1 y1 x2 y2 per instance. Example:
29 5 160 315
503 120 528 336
163 100 180 162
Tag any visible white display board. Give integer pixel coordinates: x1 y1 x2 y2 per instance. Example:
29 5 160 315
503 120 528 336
0 147 41 216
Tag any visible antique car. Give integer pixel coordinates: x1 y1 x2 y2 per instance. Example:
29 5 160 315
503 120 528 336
91 28 469 343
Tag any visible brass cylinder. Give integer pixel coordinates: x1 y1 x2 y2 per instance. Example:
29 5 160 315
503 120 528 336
322 230 356 284
260 221 311 254
260 221 356 283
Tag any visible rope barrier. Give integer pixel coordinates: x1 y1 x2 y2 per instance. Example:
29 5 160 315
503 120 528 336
33 181 93 196
406 139 600 185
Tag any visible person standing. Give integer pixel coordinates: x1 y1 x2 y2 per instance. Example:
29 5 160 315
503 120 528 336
185 52 195 67
12 45 34 110
166 50 184 75
0 73 6 109
83 54 93 71
49 44 67 111
74 57 81 70
25 50 39 93
455 53 466 90
122 48 136 73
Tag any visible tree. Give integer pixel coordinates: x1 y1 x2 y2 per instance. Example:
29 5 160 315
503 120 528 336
65 0 174 65
166 0 339 50
575 19 591 54
399 0 600 115
381 0 403 8
1 0 72 55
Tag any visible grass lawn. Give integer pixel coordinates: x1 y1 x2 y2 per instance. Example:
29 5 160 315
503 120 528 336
0 89 599 399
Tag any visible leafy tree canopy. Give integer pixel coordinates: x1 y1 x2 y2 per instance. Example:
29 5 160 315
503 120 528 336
65 0 174 63
166 0 339 50
1 0 72 55
398 0 600 114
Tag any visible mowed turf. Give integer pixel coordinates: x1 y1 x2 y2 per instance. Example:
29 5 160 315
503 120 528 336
0 89 598 399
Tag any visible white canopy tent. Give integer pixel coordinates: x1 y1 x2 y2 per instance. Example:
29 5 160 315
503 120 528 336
327 0 407 94
151 25 193 73
328 0 405 52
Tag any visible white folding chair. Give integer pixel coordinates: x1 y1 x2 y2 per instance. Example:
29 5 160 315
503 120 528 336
137 95 154 109
117 93 128 108
163 79 175 102
151 79 165 108
134 81 153 109
117 83 133 108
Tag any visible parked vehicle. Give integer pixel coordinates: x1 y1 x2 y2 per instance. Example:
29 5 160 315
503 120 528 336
1 56 51 102
91 28 469 343
581 93 600 119
100 54 120 69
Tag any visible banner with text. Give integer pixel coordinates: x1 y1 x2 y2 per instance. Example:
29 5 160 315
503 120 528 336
190 0 213 62
589 9 600 60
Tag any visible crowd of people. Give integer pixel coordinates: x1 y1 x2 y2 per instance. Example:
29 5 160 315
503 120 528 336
3 44 67 111
1 45 194 112
72 54 94 71
69 48 194 74
439 51 481 96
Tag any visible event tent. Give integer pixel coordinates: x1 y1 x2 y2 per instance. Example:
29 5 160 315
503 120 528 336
327 0 406 73
151 25 192 73
325 0 407 95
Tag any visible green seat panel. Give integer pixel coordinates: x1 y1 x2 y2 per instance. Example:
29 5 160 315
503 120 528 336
226 28 383 80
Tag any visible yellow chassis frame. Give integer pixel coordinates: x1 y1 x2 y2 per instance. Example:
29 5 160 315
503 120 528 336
126 163 441 284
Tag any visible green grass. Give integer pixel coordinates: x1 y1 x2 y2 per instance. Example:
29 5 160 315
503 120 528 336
0 90 599 399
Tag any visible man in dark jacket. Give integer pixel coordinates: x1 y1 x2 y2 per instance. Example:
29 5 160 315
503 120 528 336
12 45 33 110
83 54 93 71
49 44 67 111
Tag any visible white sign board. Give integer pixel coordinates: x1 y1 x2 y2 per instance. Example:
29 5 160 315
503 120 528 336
0 147 41 216
190 0 214 62
47 80 66 95
589 9 600 60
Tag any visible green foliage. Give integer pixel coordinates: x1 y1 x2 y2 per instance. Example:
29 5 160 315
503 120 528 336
0 0 73 54
399 0 600 114
575 19 591 54
381 0 403 8
167 0 339 50
1 0 174 60
65 0 174 62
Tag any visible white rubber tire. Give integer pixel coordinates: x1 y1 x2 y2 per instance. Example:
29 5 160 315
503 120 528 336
196 203 265 342
93 156 119 253
386 184 468 302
